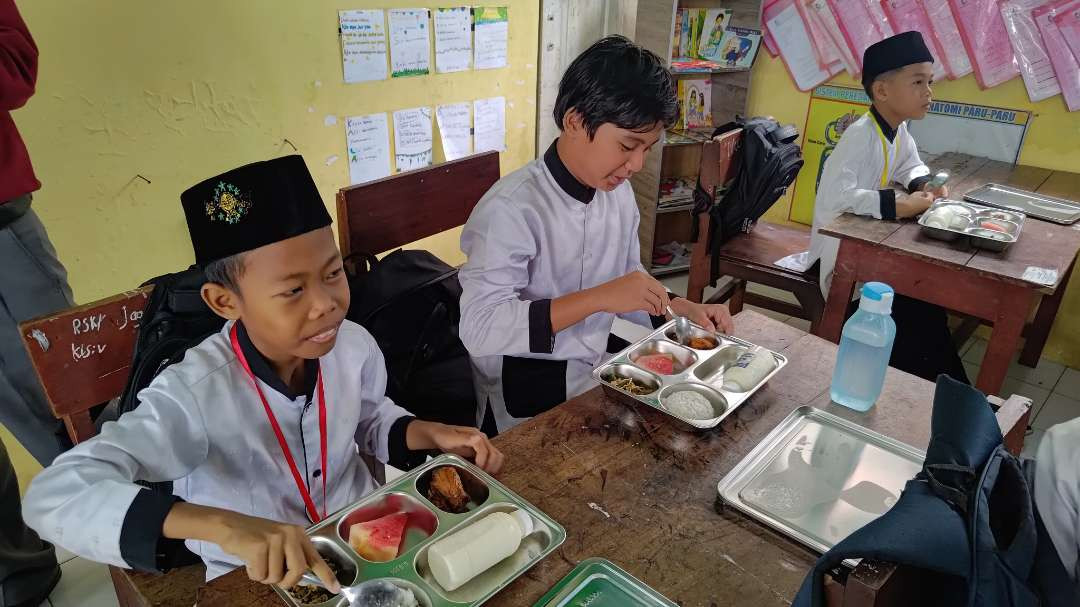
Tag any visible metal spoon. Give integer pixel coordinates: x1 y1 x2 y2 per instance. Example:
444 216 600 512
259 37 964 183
667 305 692 346
298 573 414 606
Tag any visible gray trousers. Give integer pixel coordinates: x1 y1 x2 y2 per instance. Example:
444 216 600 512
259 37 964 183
0 438 58 606
0 198 74 466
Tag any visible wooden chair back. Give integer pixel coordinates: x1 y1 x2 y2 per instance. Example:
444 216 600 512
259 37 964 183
336 151 500 257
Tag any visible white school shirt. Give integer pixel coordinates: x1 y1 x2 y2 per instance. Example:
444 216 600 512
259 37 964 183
806 109 931 297
1035 418 1080 583
459 141 653 433
22 320 411 580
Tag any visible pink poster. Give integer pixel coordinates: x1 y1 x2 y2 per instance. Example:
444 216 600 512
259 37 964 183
1034 0 1080 111
796 0 845 71
947 0 1021 88
807 0 860 75
764 0 843 91
1055 5 1080 65
921 0 974 79
828 0 894 71
879 0 949 81
1001 0 1061 103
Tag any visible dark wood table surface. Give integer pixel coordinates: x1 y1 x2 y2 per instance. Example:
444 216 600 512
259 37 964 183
818 153 1080 397
197 310 941 607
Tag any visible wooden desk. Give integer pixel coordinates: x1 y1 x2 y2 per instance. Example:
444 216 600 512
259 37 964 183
197 310 951 606
818 153 1080 396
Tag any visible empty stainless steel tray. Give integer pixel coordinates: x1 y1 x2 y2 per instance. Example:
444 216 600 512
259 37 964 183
964 183 1080 225
717 407 924 556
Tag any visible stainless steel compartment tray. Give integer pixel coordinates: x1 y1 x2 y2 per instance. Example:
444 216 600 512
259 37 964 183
964 183 1080 225
717 407 924 556
274 454 566 607
592 320 788 430
918 199 1025 252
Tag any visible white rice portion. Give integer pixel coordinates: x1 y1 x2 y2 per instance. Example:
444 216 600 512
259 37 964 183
664 390 715 420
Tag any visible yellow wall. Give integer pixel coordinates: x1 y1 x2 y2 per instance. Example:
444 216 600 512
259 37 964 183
749 53 1080 367
6 0 538 488
14 0 539 304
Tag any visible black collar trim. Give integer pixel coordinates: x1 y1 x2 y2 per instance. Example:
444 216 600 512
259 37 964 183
544 139 595 204
870 106 898 144
236 321 318 401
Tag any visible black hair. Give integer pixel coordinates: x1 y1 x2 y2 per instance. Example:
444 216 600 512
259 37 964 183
553 35 678 139
203 253 247 292
864 67 903 101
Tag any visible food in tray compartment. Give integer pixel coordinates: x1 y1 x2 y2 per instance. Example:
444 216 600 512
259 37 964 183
428 508 535 592
688 336 719 350
286 559 344 604
636 352 676 375
610 377 654 395
924 206 970 230
722 347 777 392
979 220 1009 232
349 512 407 562
427 466 471 513
351 580 419 607
664 390 715 420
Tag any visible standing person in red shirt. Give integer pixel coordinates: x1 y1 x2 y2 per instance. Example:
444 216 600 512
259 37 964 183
1 0 69 604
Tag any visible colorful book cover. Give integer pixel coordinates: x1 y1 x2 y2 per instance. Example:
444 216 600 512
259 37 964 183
680 9 692 59
716 26 763 69
678 78 712 129
697 9 733 60
689 10 707 59
671 9 683 58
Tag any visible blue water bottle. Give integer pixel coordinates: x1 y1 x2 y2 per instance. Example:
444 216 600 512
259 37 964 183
830 282 897 412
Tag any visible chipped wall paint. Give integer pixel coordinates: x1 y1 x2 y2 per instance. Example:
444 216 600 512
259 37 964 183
14 1 540 304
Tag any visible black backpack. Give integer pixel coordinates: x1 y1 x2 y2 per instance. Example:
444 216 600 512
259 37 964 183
346 249 477 428
117 266 226 419
693 117 804 274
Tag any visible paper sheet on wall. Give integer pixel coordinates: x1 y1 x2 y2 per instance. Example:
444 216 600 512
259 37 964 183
345 113 392 185
826 0 890 72
1033 1 1080 112
947 0 1020 88
921 0 973 80
436 103 472 161
434 7 472 73
1057 7 1080 65
806 0 858 75
473 96 506 153
878 0 948 81
393 107 433 172
794 0 843 72
389 9 431 77
1002 0 1061 103
474 7 509 70
339 10 388 83
765 2 839 91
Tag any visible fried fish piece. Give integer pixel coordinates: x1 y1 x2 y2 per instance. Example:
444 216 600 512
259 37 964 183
428 466 470 513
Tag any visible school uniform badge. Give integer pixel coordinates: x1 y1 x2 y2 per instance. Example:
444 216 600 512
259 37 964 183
205 181 252 224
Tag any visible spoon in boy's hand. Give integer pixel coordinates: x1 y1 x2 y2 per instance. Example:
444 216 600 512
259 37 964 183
667 305 692 345
299 572 417 606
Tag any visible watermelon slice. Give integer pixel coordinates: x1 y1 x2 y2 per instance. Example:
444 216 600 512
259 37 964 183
349 512 407 562
637 353 675 375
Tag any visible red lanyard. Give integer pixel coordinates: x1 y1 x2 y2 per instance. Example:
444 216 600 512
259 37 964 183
229 324 328 523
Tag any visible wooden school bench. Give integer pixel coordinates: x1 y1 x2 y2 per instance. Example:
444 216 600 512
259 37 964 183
17 151 500 607
686 130 826 333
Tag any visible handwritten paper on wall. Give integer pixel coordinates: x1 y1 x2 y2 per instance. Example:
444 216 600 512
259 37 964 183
436 103 472 161
345 113 392 185
474 96 506 153
434 7 472 73
393 107 433 172
389 9 431 77
339 10 388 83
765 2 837 91
474 7 509 70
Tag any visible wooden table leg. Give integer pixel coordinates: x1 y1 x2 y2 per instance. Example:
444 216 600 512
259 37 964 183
1019 258 1075 367
820 241 861 342
977 286 1037 396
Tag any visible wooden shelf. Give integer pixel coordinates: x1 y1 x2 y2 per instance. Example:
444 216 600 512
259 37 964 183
657 202 695 213
670 66 751 77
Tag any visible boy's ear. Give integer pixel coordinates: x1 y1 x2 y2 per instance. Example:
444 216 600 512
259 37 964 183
872 78 888 102
562 109 585 136
201 283 242 321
